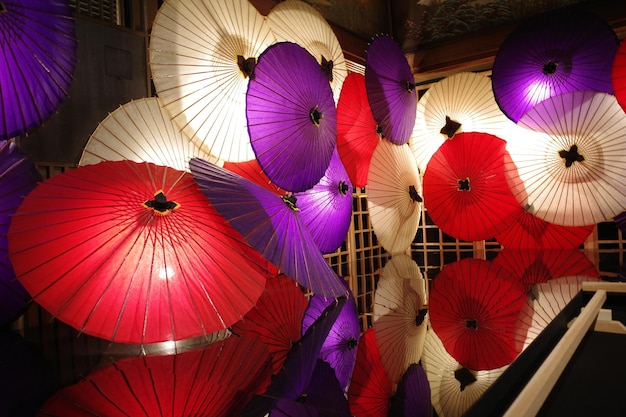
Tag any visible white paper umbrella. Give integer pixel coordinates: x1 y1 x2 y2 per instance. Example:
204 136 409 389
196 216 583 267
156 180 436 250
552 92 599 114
410 72 520 173
422 329 507 417
367 140 422 254
149 0 275 162
508 90 626 226
266 0 347 103
79 98 214 171
373 254 428 383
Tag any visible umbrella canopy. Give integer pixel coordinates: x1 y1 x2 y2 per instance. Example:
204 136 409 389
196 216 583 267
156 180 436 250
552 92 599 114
231 273 309 375
294 149 353 254
266 0 347 103
0 0 77 140
509 90 626 226
388 363 432 417
373 254 428 383
0 140 42 325
422 329 508 417
429 258 527 370
38 335 272 417
302 281 360 392
367 140 422 254
149 0 275 162
79 98 214 172
365 35 417 145
336 72 381 188
247 41 337 193
613 37 626 113
491 7 618 122
423 132 521 242
410 71 520 173
347 328 394 417
223 158 286 196
189 157 349 298
8 160 269 344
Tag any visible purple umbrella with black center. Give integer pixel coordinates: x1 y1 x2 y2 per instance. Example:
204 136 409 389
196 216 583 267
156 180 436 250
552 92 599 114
189 157 348 299
365 35 417 145
491 7 618 123
246 41 337 193
0 140 42 325
302 281 360 393
0 0 77 140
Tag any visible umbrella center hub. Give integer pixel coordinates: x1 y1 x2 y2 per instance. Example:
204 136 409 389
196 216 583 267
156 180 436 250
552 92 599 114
282 194 299 211
409 185 422 202
347 337 358 350
406 80 416 93
559 144 585 168
143 191 180 215
542 60 558 75
339 180 350 196
465 318 478 329
321 55 334 82
457 177 471 191
309 106 322 126
440 115 462 138
237 55 256 79
0 3 6 12
375 124 385 138
296 393 308 403
415 308 428 326
455 367 477 391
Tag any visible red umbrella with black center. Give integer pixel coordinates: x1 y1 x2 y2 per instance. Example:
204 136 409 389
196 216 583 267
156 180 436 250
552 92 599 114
8 160 269 344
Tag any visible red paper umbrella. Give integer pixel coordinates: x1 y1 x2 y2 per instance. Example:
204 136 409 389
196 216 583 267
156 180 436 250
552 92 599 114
423 132 521 242
231 273 309 375
347 328 394 417
336 72 381 187
38 336 272 417
223 158 286 196
429 258 528 370
613 38 626 113
7 160 269 344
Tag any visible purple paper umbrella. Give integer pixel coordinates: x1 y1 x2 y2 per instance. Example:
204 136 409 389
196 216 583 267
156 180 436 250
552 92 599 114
0 0 77 140
294 149 353 254
189 157 348 299
365 35 417 145
302 281 360 392
247 41 336 193
241 297 348 417
492 8 618 122
0 140 42 325
388 363 432 417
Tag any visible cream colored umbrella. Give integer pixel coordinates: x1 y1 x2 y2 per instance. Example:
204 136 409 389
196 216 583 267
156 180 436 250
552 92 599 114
373 254 428 383
79 98 214 171
266 0 347 103
422 329 508 417
508 90 626 226
149 0 275 162
367 140 422 254
410 71 520 173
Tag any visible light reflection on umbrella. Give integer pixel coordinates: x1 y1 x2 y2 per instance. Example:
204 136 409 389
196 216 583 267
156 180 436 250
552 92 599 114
613 38 626 113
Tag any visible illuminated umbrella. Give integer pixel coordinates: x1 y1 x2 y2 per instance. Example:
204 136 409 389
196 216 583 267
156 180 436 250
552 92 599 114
247 41 337 192
38 335 273 417
189 157 348 298
422 329 508 417
8 160 269 344
231 273 309 375
509 90 626 226
0 0 77 140
365 35 417 145
79 98 214 171
429 258 527 370
410 71 520 173
347 328 394 417
367 140 422 254
388 363 432 417
149 0 275 162
423 132 521 242
491 7 618 122
373 254 428 383
294 149 353 254
0 140 42 325
266 0 347 103
336 72 381 188
613 37 626 113
302 281 360 392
